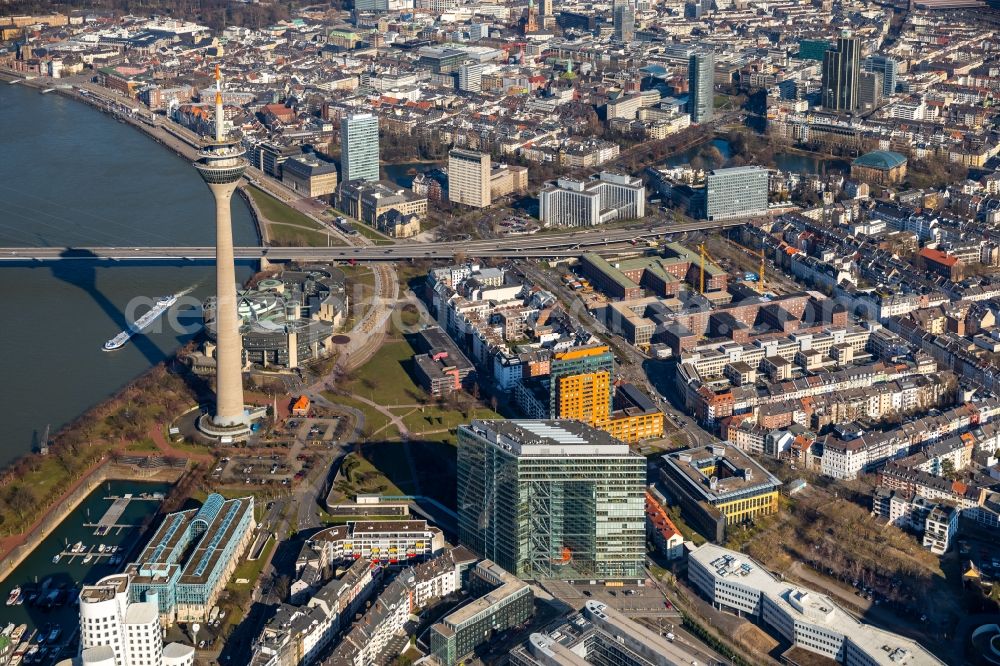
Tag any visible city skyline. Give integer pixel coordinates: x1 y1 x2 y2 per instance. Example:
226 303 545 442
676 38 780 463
2 2 1000 665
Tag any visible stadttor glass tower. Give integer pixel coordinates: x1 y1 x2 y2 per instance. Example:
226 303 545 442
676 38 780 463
457 420 645 582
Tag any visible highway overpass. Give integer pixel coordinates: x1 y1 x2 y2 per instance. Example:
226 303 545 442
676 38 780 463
0 219 746 262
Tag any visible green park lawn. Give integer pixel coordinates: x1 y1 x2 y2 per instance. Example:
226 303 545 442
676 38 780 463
341 339 426 405
246 186 343 247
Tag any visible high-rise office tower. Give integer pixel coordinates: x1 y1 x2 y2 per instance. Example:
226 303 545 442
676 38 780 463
340 113 380 182
458 62 484 93
613 0 636 42
863 54 898 97
821 31 861 112
688 49 715 123
193 65 251 440
858 71 882 111
704 166 769 221
448 149 491 208
76 574 194 666
457 420 645 581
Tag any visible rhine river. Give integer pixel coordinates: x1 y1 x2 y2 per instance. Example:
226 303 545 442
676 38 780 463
0 83 257 466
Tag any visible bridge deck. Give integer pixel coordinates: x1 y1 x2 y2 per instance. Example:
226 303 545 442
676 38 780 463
0 219 746 262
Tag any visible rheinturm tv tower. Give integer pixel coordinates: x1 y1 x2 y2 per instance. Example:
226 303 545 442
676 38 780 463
194 65 252 441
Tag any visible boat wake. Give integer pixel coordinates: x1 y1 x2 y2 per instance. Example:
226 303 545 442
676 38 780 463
102 284 197 351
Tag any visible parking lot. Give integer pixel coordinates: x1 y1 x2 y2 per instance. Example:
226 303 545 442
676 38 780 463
281 417 341 442
212 452 317 486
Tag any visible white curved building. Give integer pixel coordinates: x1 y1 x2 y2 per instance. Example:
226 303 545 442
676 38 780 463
58 574 194 666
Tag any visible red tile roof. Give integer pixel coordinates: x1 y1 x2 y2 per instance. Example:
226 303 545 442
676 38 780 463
645 491 681 542
919 247 958 267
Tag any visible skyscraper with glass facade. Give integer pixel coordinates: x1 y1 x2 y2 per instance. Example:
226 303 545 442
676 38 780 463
863 54 898 97
613 0 635 42
688 50 715 123
340 113 380 182
822 31 861 112
457 420 645 582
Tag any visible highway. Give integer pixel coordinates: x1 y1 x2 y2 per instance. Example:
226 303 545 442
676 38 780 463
0 219 745 262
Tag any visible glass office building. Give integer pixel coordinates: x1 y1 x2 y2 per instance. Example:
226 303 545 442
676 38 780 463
822 31 861 112
863 54 898 97
126 493 256 624
429 560 534 665
688 49 715 123
798 39 832 62
457 420 645 582
340 113 380 182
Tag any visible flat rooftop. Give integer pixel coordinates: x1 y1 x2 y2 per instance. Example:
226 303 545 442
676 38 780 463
690 544 945 666
463 420 635 457
130 494 253 588
80 574 129 603
513 600 702 665
434 561 529 629
348 520 437 534
662 443 781 503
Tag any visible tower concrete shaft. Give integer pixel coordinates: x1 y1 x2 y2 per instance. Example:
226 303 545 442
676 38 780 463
208 179 245 426
193 62 250 433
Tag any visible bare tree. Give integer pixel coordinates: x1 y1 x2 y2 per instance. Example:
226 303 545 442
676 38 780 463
5 485 35 522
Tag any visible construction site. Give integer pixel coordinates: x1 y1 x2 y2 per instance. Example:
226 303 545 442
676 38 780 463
570 236 798 353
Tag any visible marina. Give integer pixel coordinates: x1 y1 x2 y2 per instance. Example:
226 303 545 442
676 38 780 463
0 481 170 665
84 492 163 535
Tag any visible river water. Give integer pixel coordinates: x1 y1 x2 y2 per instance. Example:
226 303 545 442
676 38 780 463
0 84 257 465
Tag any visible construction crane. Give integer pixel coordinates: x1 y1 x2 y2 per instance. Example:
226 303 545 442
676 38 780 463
699 243 721 295
759 247 766 294
699 243 706 294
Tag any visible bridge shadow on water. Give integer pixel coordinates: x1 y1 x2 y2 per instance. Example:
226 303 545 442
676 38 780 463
38 248 258 367
49 248 171 366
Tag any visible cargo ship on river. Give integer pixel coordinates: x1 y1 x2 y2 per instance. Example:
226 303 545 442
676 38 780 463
102 291 186 351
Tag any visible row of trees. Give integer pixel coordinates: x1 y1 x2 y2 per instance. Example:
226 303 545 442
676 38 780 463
747 493 946 620
0 362 200 535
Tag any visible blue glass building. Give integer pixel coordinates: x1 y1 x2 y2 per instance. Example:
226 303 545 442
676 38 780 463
126 493 256 624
